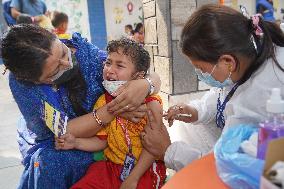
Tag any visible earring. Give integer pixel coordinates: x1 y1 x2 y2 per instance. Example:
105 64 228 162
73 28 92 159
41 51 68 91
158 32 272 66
228 65 232 72
228 65 233 78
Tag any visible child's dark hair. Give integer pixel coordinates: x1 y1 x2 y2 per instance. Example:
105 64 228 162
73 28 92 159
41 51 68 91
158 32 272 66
106 38 150 75
134 23 143 33
180 4 284 85
17 14 33 24
125 24 133 30
125 24 134 35
51 11 68 28
1 24 87 116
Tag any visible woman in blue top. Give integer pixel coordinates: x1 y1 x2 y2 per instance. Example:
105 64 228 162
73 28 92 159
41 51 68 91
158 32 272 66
10 0 47 19
256 0 275 22
1 24 161 189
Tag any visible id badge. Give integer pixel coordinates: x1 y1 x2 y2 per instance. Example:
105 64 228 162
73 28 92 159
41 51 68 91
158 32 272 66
43 101 68 137
120 154 135 181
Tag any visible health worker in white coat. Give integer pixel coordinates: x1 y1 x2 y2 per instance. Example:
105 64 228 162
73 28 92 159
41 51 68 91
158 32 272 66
141 4 284 171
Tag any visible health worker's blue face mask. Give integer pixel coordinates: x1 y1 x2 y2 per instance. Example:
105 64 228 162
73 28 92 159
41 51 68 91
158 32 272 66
195 65 233 88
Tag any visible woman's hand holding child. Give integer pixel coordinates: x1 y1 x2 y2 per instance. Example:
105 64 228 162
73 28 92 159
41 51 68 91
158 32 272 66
119 103 147 123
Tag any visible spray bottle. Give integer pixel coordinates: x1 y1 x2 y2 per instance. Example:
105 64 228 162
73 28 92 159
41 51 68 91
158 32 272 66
257 88 284 160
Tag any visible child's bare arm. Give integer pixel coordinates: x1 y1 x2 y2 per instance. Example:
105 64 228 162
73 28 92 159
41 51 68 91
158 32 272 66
75 137 107 152
120 149 155 189
120 100 162 189
55 133 107 152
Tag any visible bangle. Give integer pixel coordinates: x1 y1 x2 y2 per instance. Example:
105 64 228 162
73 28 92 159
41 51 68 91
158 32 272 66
145 77 155 96
92 109 104 127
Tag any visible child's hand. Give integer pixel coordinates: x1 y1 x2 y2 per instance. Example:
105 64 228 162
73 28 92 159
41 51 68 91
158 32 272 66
119 177 139 189
163 103 194 126
55 133 76 150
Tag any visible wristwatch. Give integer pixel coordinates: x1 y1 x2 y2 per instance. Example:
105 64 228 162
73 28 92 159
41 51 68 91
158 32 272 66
145 77 155 96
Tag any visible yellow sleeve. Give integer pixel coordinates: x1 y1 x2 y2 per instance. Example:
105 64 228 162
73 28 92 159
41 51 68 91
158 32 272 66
57 33 71 40
145 94 163 107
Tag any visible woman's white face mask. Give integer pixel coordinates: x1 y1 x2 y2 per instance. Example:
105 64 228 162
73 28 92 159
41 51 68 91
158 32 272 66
50 48 74 83
195 65 234 88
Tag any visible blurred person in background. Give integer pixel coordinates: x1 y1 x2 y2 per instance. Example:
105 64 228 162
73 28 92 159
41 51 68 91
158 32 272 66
124 24 134 39
133 23 144 45
51 11 70 39
16 13 33 24
256 0 275 22
10 0 47 20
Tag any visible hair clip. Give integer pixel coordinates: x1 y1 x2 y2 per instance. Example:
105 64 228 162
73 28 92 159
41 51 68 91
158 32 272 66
250 35 258 53
2 67 7 75
251 14 264 37
239 5 250 19
240 5 263 36
240 5 263 54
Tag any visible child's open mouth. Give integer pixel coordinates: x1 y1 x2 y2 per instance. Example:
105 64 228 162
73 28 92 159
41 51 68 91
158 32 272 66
106 77 117 81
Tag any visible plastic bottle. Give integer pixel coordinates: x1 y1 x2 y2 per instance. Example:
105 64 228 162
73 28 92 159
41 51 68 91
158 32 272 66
257 88 284 160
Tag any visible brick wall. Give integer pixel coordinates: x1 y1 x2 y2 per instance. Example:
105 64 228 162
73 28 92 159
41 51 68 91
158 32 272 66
142 0 217 108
